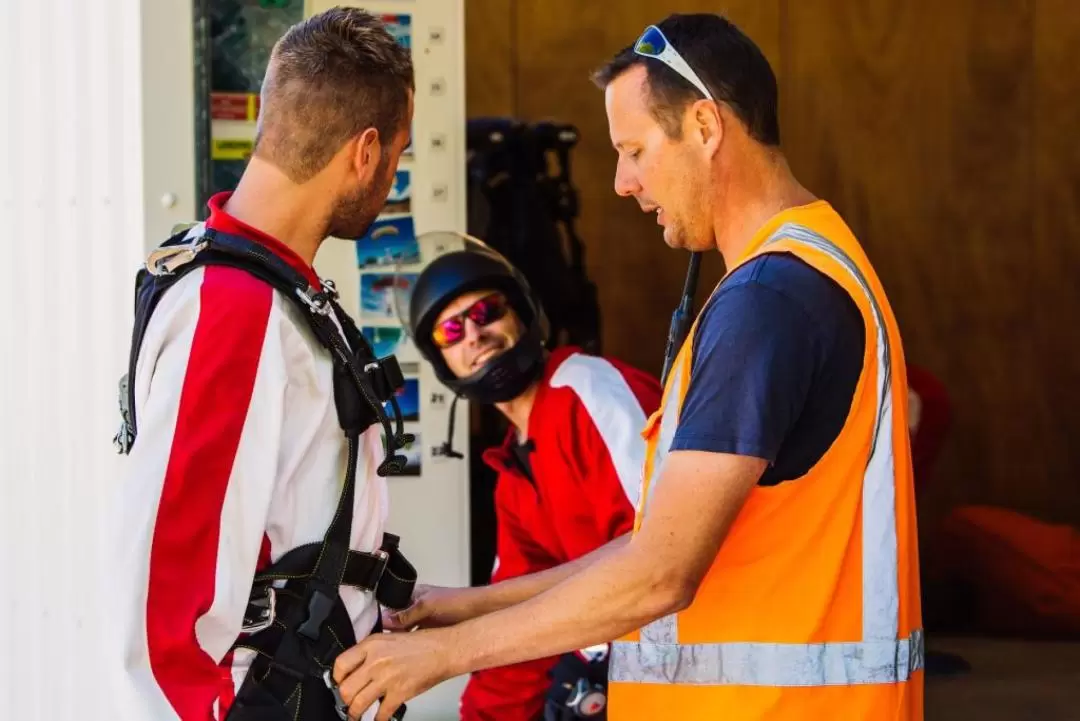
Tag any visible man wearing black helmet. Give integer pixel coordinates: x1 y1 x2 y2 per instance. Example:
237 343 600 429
402 242 662 721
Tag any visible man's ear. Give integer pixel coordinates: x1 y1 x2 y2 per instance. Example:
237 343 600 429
693 100 724 158
351 127 383 184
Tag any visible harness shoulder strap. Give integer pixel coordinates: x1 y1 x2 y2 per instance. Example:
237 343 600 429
113 228 417 720
115 228 411 469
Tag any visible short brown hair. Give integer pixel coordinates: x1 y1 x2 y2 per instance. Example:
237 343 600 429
592 14 779 146
254 6 414 183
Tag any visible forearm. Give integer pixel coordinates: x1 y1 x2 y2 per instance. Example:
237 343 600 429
465 533 630 617
442 536 681 676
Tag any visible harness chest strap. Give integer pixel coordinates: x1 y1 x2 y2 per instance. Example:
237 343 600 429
242 532 418 633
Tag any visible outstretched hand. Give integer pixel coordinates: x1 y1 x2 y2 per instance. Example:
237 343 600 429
382 583 484 631
332 628 457 721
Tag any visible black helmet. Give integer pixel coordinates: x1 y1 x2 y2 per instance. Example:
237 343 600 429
409 239 549 405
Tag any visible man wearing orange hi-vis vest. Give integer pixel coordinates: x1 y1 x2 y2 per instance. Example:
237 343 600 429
330 13 923 721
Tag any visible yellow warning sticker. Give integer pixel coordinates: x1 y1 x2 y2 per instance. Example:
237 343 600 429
212 138 254 161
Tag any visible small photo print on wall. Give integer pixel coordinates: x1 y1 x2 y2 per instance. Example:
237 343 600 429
387 377 419 422
360 272 418 321
360 326 419 363
384 169 411 215
379 15 413 154
382 14 411 49
356 215 420 269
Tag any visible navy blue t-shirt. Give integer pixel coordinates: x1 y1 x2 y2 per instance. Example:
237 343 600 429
670 253 865 486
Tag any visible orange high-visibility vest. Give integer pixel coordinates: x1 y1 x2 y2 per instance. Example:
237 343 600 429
608 201 924 720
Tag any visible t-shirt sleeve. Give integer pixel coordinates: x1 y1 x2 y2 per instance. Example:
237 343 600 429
670 279 817 463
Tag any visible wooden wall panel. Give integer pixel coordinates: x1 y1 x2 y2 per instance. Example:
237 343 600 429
782 0 1080 530
464 0 515 117
1033 0 1080 524
510 0 783 375
463 0 1080 529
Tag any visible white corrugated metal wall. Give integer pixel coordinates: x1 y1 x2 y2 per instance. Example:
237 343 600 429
2 0 471 717
0 0 196 717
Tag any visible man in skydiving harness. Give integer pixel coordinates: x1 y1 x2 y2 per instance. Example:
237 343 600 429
108 8 420 721
400 241 661 720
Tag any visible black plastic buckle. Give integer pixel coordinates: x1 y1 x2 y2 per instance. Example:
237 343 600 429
298 589 335 641
366 356 405 402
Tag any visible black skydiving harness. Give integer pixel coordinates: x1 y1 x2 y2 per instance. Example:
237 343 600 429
114 226 418 721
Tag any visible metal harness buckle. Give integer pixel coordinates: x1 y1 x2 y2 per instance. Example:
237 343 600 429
370 548 389 597
324 669 408 721
324 668 350 720
241 586 277 634
113 374 134 454
296 286 334 316
145 240 209 276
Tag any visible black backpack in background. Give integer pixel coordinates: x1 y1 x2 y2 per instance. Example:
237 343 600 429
464 118 604 587
466 118 602 355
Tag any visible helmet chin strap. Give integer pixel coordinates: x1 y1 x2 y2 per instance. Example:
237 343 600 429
452 336 545 403
436 393 466 460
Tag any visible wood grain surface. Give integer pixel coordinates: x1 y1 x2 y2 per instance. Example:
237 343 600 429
463 0 1080 531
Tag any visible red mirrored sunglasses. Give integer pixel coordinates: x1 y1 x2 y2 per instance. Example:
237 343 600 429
432 292 510 349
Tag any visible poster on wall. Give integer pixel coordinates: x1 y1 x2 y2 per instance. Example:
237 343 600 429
382 14 412 49
356 215 420 268
360 272 417 320
385 169 412 215
381 13 414 154
388 377 420 422
361 326 420 363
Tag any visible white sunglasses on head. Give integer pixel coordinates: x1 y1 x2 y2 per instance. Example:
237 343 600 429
633 24 714 102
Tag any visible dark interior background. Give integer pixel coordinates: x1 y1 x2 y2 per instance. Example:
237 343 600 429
463 0 1080 578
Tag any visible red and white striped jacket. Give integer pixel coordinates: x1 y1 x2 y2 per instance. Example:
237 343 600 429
461 346 662 721
108 192 386 721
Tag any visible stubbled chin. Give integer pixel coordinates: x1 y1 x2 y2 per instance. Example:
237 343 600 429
471 347 502 370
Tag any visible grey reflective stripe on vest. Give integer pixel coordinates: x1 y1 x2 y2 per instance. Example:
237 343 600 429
611 629 925 686
637 361 684 647
768 223 899 643
613 223 920 687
